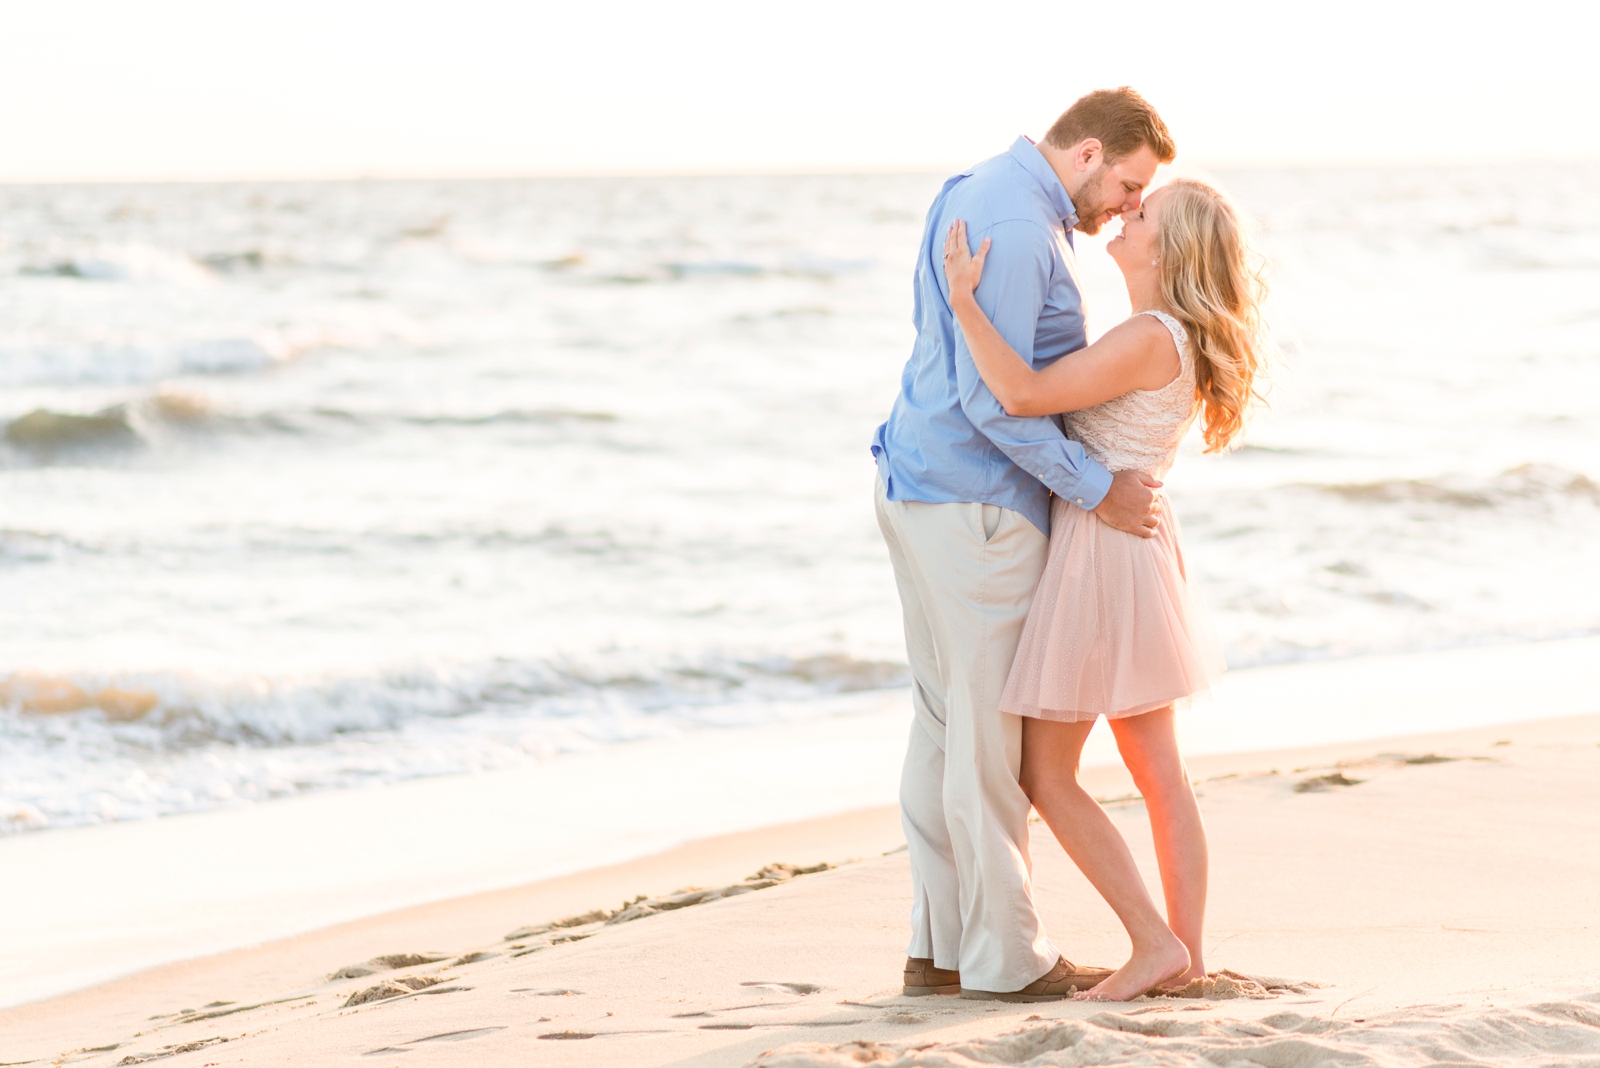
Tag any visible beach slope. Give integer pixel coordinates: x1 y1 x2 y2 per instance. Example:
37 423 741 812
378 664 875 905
4 714 1600 1067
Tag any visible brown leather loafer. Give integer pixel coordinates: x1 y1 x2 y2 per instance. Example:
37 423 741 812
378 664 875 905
959 956 1114 1002
902 956 961 996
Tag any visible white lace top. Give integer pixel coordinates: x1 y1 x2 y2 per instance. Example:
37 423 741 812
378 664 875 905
1065 309 1198 478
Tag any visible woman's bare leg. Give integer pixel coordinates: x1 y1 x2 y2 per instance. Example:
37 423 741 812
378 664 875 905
1108 706 1209 984
1020 716 1189 1001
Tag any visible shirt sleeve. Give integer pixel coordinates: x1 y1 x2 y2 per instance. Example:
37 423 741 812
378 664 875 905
948 218 1113 510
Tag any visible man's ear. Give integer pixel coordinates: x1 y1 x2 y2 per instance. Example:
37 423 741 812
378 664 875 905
1075 139 1102 172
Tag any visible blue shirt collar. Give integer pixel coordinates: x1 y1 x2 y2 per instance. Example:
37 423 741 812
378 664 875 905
1007 135 1079 231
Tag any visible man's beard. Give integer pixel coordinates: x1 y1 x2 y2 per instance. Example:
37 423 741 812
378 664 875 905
1069 163 1112 235
1074 212 1108 236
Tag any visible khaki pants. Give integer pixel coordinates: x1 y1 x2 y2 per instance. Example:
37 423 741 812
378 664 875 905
874 476 1058 993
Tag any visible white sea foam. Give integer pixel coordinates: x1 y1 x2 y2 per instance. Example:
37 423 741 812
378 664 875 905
0 336 285 387
14 241 215 286
0 167 1597 834
0 653 906 833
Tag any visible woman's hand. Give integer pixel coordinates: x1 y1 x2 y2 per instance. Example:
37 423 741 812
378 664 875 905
942 219 990 299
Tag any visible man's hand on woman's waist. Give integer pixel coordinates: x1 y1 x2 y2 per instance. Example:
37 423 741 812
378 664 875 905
1094 470 1162 538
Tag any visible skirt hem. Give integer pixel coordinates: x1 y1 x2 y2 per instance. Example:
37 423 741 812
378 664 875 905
1004 685 1215 724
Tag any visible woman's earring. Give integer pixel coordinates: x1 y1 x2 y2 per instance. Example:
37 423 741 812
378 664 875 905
1151 259 1159 266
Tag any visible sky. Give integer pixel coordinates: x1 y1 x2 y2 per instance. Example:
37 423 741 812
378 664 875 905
1 0 1596 181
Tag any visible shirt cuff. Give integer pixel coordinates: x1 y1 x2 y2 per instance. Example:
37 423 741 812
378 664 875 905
1064 461 1113 511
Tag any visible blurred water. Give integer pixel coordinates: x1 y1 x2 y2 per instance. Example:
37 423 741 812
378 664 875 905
2 164 1597 833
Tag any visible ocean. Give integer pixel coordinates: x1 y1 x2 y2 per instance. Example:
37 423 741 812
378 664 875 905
3 163 1599 836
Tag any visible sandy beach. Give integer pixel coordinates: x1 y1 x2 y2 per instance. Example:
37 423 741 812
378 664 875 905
6 707 1600 1067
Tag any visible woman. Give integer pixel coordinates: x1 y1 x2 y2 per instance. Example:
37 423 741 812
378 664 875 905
942 177 1266 1001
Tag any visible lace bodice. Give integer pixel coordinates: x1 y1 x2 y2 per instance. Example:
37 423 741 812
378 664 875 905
1065 310 1198 478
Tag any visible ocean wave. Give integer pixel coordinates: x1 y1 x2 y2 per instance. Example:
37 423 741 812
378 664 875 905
0 529 86 564
18 243 214 286
549 253 876 286
664 260 765 279
271 405 621 436
0 320 382 386
1 393 277 460
662 255 873 282
398 408 618 427
0 652 905 739
199 247 302 273
265 405 622 436
0 396 626 466
0 652 909 834
3 407 142 454
1310 464 1600 509
0 335 286 387
1171 463 1600 668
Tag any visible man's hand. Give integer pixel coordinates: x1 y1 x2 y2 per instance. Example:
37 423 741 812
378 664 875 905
1092 470 1162 538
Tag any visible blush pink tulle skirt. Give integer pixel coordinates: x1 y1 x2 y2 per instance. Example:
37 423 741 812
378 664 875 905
1001 493 1226 722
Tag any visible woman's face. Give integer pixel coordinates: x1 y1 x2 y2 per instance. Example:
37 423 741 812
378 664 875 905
1108 185 1167 274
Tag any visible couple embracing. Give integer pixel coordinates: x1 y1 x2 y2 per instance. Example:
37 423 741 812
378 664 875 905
871 88 1265 1002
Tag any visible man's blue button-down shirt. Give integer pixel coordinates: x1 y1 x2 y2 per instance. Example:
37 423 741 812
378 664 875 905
871 136 1113 534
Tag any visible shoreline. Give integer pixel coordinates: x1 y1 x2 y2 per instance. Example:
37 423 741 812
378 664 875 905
5 707 1600 1065
0 692 912 1010
3 634 1598 1012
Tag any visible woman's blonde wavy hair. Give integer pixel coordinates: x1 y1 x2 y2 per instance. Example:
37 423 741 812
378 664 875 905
1154 178 1267 452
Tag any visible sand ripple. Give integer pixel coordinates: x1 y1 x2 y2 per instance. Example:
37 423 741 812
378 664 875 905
752 996 1600 1067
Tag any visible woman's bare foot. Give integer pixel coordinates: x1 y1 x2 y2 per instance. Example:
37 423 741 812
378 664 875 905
1072 936 1189 1002
1158 964 1208 990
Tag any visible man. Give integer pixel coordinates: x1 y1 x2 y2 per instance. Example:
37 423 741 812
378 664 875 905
871 87 1176 1000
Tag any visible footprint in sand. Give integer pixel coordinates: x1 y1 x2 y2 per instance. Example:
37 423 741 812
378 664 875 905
115 1036 229 1064
1294 771 1364 793
501 863 837 942
344 976 459 1007
364 1027 506 1054
741 981 823 996
330 952 449 980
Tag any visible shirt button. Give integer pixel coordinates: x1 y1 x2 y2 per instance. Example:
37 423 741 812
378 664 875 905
1075 498 1084 504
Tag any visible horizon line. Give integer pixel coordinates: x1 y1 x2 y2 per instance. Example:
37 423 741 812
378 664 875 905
2 155 1596 186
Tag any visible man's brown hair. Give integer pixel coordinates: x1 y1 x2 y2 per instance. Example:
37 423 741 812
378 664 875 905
1043 87 1176 164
